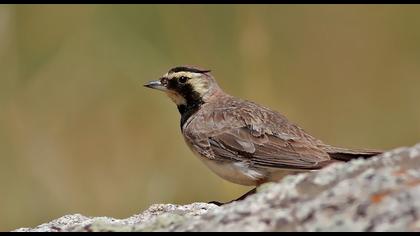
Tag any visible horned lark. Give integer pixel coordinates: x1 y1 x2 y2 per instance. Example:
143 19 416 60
144 66 382 203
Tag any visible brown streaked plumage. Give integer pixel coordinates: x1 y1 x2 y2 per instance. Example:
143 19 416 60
144 66 382 202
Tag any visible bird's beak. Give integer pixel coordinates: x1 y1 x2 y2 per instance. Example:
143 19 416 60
143 80 167 91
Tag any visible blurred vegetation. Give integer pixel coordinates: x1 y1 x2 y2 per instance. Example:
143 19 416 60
1 4 420 231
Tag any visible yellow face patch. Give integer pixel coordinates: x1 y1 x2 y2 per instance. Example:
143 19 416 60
187 77 210 95
166 90 186 105
165 71 202 80
159 70 212 106
167 71 210 96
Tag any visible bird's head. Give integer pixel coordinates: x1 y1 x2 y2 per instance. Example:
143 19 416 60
144 66 221 107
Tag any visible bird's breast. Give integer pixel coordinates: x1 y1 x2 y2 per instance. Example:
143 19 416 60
182 136 262 186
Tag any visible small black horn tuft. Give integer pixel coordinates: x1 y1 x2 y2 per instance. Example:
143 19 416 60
168 66 211 74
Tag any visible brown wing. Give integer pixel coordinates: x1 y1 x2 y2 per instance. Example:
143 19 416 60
184 97 331 170
208 127 330 170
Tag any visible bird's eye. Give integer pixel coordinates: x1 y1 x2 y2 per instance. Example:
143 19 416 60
178 76 189 84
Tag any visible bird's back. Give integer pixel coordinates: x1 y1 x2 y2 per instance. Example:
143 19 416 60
183 93 381 171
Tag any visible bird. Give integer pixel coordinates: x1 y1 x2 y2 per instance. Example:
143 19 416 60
144 65 382 204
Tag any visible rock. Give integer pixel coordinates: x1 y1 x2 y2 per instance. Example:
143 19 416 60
13 203 218 232
13 143 420 232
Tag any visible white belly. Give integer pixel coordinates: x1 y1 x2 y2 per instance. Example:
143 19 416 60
199 157 263 186
184 137 299 186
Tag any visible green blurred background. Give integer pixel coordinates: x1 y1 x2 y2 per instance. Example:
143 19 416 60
1 4 420 231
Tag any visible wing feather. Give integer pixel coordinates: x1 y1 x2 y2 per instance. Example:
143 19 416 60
183 97 331 170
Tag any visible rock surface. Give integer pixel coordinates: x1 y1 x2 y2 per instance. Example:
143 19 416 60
14 144 420 232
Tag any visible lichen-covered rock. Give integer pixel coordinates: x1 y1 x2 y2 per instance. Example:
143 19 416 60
13 144 420 232
13 203 218 232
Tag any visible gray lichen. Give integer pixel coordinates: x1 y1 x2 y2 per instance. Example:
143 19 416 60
13 143 420 232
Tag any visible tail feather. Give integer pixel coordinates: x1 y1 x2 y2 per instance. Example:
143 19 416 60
324 146 383 162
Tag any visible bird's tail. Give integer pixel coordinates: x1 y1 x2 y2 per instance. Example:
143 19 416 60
323 146 383 162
